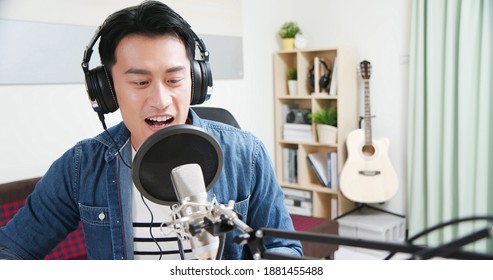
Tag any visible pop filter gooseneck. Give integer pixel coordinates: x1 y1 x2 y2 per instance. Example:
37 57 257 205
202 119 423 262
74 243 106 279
132 125 223 206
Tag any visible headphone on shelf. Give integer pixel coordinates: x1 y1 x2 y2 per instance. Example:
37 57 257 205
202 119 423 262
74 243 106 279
308 58 332 92
81 22 213 115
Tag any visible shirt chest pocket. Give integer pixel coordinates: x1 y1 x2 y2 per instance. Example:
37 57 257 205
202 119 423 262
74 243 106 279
78 203 113 259
79 203 110 226
231 196 249 222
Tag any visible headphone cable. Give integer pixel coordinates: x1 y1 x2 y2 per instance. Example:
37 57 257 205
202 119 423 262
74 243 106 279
140 194 164 260
98 112 132 169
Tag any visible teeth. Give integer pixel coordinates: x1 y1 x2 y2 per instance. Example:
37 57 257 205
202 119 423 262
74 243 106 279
148 116 171 122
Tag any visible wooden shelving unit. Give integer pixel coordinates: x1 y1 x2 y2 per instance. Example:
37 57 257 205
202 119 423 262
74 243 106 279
273 47 358 219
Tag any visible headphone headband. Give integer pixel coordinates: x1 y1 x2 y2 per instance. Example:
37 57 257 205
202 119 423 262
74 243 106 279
81 25 102 71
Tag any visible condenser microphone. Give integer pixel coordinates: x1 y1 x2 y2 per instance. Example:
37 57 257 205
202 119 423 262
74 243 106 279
170 163 219 260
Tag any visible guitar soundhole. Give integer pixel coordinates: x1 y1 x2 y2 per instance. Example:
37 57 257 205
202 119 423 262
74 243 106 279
362 144 375 157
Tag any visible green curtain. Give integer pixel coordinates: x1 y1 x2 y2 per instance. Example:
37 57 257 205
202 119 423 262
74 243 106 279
408 0 493 254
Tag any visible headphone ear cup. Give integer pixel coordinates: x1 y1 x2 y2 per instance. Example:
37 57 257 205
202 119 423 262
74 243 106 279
190 61 203 105
190 60 212 105
86 66 118 114
319 73 331 89
318 60 332 90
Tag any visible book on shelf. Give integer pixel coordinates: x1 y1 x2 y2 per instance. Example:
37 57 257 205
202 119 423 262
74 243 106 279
305 152 339 189
329 152 339 190
283 187 312 200
285 205 312 216
331 198 338 220
283 132 313 143
283 124 313 142
284 196 313 209
282 147 298 183
306 152 329 187
283 135 314 143
329 56 338 96
283 188 313 216
283 127 312 136
283 123 313 131
326 152 332 188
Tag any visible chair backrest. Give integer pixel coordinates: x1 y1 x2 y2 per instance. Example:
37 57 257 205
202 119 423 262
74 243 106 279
192 106 241 129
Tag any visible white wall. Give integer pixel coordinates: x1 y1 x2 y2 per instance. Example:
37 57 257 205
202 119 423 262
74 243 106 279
0 0 411 216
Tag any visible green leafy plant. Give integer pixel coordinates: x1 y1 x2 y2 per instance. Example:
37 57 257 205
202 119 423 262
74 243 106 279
278 21 301 39
309 107 337 126
287 67 297 80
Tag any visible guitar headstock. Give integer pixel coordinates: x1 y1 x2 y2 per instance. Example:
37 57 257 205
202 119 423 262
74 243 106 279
360 60 372 80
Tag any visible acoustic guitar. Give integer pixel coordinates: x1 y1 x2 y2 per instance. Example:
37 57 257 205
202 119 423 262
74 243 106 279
339 60 398 203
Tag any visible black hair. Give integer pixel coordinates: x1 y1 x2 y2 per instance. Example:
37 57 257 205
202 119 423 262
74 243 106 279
98 0 196 70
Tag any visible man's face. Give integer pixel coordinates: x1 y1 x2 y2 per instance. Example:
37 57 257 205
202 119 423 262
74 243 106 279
111 34 192 150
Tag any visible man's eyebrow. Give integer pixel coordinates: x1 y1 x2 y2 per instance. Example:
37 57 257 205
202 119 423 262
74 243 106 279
124 65 187 75
125 68 150 75
166 65 187 73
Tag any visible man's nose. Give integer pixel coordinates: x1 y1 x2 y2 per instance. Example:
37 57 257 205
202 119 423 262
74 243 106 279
149 84 172 109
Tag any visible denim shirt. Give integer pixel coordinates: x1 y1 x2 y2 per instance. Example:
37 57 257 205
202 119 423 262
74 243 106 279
0 110 302 260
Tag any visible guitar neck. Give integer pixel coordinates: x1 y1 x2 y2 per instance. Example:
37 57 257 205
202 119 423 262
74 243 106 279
363 79 372 145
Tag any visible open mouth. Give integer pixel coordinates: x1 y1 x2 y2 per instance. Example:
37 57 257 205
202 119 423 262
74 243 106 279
145 116 174 128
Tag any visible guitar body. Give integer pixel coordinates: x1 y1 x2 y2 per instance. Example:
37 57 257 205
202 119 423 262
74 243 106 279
340 129 399 203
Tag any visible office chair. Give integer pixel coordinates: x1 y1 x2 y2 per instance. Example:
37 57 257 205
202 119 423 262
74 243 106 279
192 106 241 129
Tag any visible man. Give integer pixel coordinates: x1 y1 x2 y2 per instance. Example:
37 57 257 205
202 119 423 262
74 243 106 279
0 1 302 260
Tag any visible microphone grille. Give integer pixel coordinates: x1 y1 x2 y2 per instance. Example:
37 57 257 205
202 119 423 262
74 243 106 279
171 163 207 199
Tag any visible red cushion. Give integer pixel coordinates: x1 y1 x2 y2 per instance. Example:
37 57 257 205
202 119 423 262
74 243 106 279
290 214 326 231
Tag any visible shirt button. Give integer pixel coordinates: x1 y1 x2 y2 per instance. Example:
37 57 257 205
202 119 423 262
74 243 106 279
98 212 106 221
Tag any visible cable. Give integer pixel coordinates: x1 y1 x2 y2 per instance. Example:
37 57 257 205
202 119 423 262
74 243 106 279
384 216 493 260
98 112 132 169
407 216 493 243
175 233 186 260
141 194 164 260
216 234 225 260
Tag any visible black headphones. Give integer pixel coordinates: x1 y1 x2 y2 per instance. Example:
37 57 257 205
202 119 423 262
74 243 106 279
308 59 332 92
81 23 213 115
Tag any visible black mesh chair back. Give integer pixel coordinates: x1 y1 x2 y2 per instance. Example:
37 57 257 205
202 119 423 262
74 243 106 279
192 107 241 129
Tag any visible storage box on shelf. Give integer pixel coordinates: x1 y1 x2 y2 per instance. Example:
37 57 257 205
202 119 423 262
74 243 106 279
273 47 358 219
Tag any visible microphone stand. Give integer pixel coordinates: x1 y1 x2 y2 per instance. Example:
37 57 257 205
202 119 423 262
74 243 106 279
199 202 493 260
245 227 493 260
201 204 420 260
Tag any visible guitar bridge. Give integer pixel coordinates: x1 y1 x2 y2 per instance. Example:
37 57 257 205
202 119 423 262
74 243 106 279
358 170 381 176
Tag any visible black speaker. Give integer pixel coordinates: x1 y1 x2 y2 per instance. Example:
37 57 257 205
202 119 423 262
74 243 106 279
308 59 332 92
81 25 213 115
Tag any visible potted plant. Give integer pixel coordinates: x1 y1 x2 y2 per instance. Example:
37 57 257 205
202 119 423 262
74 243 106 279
309 107 337 144
279 21 301 50
287 67 297 95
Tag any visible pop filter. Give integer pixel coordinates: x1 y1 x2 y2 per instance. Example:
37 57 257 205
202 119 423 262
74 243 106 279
132 124 223 205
